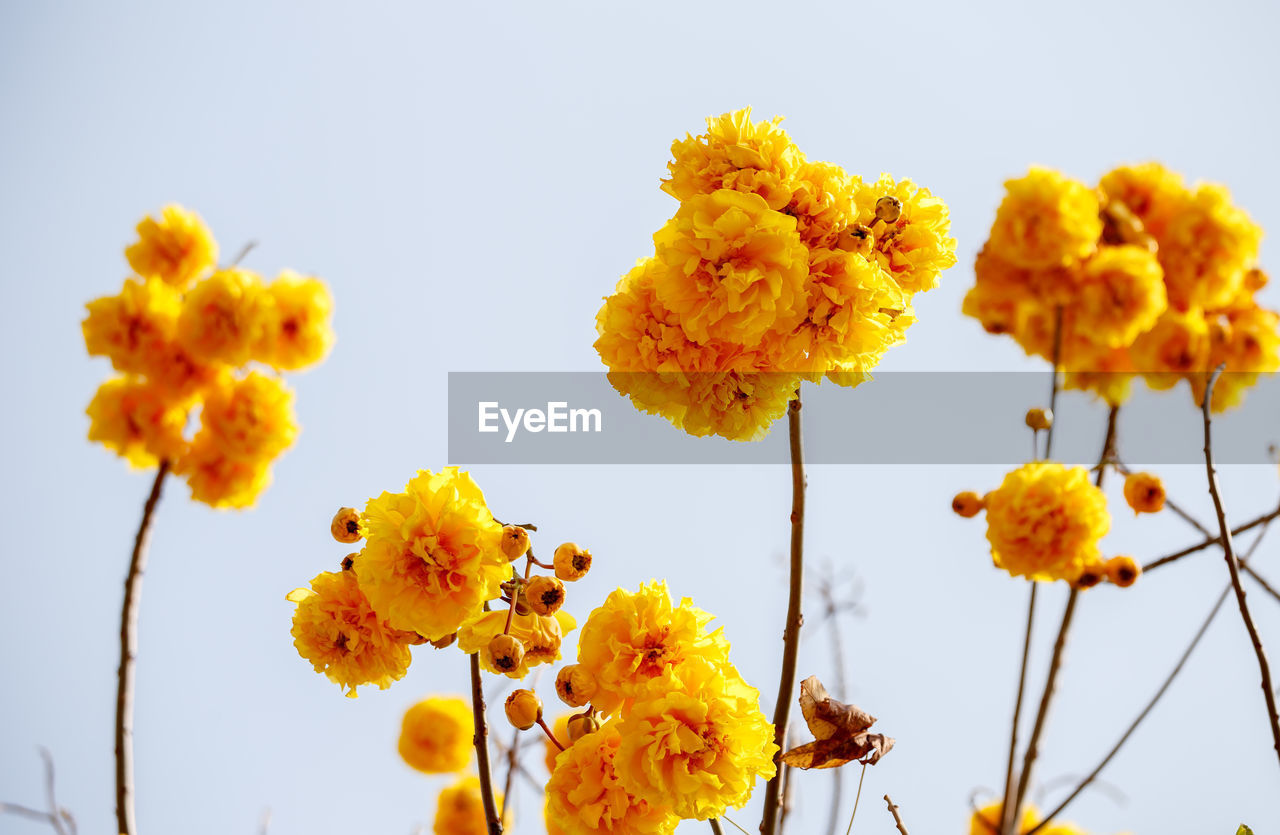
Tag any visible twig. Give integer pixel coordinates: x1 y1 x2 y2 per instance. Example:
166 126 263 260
1009 405 1117 830
1143 504 1280 573
1200 365 1280 770
0 802 54 825
39 748 68 835
1244 564 1280 605
1043 304 1063 460
116 460 170 835
761 395 807 835
228 240 257 268
469 652 503 835
883 795 909 835
710 819 726 835
1025 521 1273 833
998 585 1037 835
722 815 753 835
501 725 521 821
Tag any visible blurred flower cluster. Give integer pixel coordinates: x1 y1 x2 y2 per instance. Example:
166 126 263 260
82 205 334 507
595 108 957 440
964 164 1278 409
288 467 585 697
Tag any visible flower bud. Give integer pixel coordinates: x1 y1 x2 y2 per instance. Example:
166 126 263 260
1074 563 1104 589
874 195 902 224
340 553 357 571
951 491 985 518
488 633 525 674
1104 555 1141 588
835 223 874 257
501 525 530 561
553 543 592 581
566 712 599 742
1123 472 1166 514
504 689 542 730
1024 407 1053 432
525 576 566 616
554 664 597 708
429 632 457 649
330 507 362 544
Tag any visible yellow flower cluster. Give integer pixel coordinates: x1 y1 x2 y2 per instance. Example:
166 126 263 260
398 696 474 774
595 108 957 441
543 582 778 835
83 206 334 507
961 462 1122 586
288 468 585 695
965 164 1277 410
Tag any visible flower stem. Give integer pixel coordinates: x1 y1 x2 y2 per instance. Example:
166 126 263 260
1043 304 1063 460
760 395 806 835
115 460 169 835
1009 405 1117 830
469 652 503 835
998 584 1037 835
1200 365 1280 770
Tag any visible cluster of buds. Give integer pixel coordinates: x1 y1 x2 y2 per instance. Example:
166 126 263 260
486 528 592 673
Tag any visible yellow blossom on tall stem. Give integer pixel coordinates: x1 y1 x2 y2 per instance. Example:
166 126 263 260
124 204 218 289
614 658 778 821
545 723 679 835
196 371 298 462
987 167 1101 269
177 267 268 365
82 278 182 375
662 107 805 210
354 468 508 640
175 433 274 509
86 377 190 468
287 570 414 698
398 696 474 774
257 270 336 370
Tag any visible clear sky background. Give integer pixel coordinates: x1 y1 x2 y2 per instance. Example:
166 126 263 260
3 1 1280 833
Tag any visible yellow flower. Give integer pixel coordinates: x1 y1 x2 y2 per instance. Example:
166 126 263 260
1130 308 1211 389
196 371 297 462
1156 182 1261 311
662 107 805 211
86 377 189 468
433 776 504 835
1098 162 1187 240
614 658 778 820
577 581 731 716
785 160 858 248
175 434 272 509
177 268 269 365
457 608 577 678
137 340 219 401
988 167 1101 270
256 271 335 371
1072 245 1167 349
398 696 474 773
983 462 1110 583
968 801 1040 835
1195 304 1280 411
853 173 958 295
286 569 413 697
82 278 182 375
1123 471 1165 514
545 723 678 835
354 468 507 640
505 688 543 730
125 205 218 289
963 248 1036 338
1060 347 1135 406
651 189 809 348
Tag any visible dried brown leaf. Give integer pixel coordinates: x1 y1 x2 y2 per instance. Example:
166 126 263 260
781 675 893 769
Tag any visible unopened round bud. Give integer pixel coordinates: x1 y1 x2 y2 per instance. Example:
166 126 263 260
504 689 542 730
1074 564 1104 589
429 632 457 649
555 664 598 708
951 491 985 518
526 576 566 616
340 553 357 571
331 507 362 544
566 712 599 742
1123 472 1166 514
1104 555 1141 588
488 633 526 674
501 525 530 561
1025 407 1053 432
553 543 592 581
874 195 902 224
835 223 874 257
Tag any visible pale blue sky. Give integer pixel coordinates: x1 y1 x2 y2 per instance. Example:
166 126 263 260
3 1 1280 833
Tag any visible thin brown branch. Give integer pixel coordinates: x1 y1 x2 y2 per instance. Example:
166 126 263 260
1025 521 1273 833
469 652 503 835
760 395 806 835
1143 504 1280 573
1009 405 1117 830
501 725 521 821
38 749 67 835
883 795 909 835
998 585 1037 835
1244 564 1280 605
1200 366 1280 769
116 460 170 835
227 240 257 267
1043 305 1064 460
0 802 54 825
